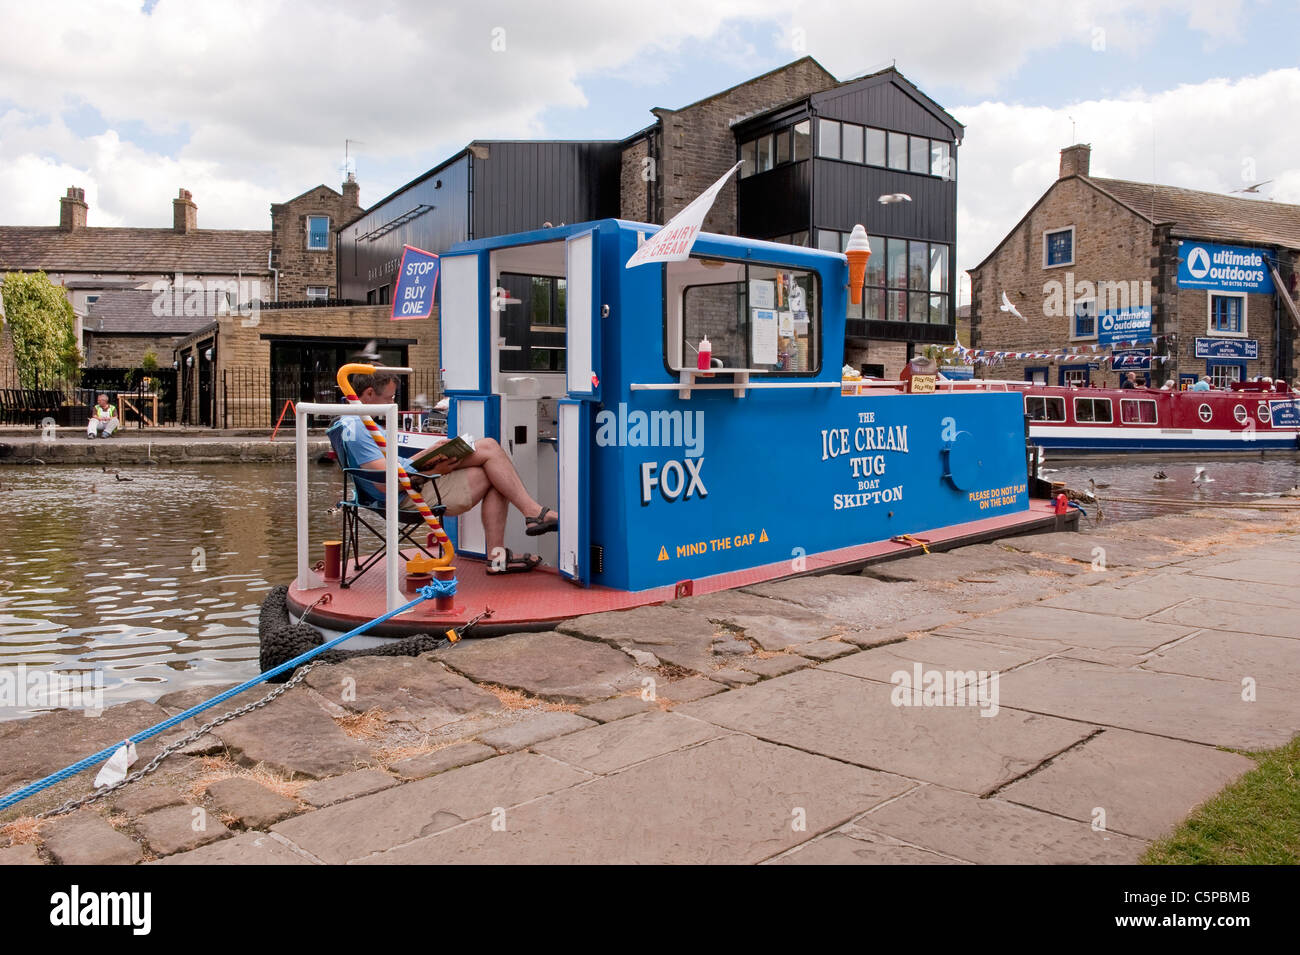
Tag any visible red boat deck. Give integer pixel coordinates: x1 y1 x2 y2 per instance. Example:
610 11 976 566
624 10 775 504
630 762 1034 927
287 500 1072 637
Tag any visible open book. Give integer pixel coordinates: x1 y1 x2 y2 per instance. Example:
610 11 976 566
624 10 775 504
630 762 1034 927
409 433 476 472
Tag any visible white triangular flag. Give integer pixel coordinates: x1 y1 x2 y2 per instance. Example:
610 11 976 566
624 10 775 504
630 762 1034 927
625 162 743 269
94 741 138 788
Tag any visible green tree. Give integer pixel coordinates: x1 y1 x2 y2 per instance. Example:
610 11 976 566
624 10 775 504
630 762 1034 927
1 271 81 387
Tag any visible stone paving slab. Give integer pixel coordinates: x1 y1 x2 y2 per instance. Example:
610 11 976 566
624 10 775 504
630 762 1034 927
558 606 728 672
940 605 1196 653
741 574 923 628
533 711 723 775
135 804 231 856
299 768 396 807
862 548 1033 583
789 639 856 661
823 635 1045 685
577 695 656 723
1037 584 1190 619
207 689 371 779
709 667 759 686
1140 629 1300 690
947 542 1093 576
668 590 845 649
41 810 143 865
679 669 1093 794
206 776 297 829
305 657 502 727
157 831 315 865
272 751 590 863
110 785 188 817
1188 557 1300 587
860 784 1146 864
997 657 1300 749
390 743 495 781
0 844 42 865
477 712 595 752
0 700 169 794
358 734 914 865
656 676 724 704
1001 532 1175 568
740 654 809 679
1148 598 1300 639
771 826 965 865
997 729 1256 841
432 631 642 704
1114 570 1300 609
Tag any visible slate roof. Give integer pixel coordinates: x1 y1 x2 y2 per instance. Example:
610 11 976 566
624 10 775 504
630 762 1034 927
0 227 271 274
83 289 214 335
1088 177 1300 251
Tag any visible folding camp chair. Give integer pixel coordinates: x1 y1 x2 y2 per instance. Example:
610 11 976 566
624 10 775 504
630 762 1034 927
326 420 448 588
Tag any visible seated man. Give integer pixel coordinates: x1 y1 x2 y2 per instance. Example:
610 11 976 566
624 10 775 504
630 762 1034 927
87 394 119 438
338 371 558 574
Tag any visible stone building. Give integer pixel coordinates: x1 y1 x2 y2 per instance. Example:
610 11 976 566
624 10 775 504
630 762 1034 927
970 144 1300 388
269 176 363 301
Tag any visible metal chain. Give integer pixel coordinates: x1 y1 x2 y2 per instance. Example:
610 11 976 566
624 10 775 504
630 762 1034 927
37 661 322 819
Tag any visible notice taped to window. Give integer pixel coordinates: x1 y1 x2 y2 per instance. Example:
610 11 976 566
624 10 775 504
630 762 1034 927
751 308 778 365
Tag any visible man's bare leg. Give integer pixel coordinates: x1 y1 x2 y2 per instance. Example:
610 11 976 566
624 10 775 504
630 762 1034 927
458 437 547 519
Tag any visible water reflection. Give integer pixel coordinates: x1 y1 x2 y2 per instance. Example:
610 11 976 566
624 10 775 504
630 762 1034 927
0 462 341 720
1045 452 1300 521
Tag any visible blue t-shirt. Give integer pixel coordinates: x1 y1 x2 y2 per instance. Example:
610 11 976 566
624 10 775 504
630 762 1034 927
337 416 384 467
1190 380 1211 391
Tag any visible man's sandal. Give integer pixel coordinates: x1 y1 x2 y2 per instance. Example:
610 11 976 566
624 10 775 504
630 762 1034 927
525 505 558 536
486 548 543 575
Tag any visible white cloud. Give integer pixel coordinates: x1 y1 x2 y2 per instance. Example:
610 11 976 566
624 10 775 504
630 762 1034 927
954 67 1300 298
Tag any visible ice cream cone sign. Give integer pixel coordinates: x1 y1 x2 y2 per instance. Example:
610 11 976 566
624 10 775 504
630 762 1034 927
845 224 871 306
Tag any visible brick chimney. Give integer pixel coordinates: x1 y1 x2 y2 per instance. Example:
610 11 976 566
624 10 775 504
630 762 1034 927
173 188 197 233
342 173 360 210
1060 143 1091 179
59 186 88 231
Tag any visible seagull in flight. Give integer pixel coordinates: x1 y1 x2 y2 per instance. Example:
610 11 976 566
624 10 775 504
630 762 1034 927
1000 291 1026 322
354 339 381 361
1232 180 1272 194
877 193 912 204
1193 466 1215 484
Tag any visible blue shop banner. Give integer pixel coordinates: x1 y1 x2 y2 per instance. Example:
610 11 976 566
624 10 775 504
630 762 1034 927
939 365 974 380
1195 337 1258 359
1098 307 1152 345
391 245 440 320
1269 399 1300 428
1177 242 1274 294
1111 348 1151 370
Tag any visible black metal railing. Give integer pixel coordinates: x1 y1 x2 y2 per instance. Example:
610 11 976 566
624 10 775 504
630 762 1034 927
220 367 444 430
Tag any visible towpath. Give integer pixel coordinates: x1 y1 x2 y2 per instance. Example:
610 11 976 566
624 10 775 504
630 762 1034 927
3 504 1299 864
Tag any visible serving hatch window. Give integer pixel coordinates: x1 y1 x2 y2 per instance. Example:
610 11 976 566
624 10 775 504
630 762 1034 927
666 256 820 375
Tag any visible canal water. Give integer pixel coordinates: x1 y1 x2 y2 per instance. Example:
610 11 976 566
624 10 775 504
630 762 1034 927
1 454 1298 721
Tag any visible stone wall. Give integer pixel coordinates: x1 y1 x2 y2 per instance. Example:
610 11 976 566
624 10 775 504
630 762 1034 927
84 334 178 369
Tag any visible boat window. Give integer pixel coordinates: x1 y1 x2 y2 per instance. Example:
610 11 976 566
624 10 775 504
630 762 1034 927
668 257 820 375
1025 396 1065 422
1074 397 1113 423
1120 398 1157 424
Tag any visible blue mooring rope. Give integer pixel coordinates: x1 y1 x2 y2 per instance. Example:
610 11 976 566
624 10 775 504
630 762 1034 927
0 579 457 814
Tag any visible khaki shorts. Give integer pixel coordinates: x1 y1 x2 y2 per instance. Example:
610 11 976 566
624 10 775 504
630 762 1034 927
403 468 475 516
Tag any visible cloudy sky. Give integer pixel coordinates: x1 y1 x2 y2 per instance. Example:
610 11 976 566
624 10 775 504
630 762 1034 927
2 0 1298 302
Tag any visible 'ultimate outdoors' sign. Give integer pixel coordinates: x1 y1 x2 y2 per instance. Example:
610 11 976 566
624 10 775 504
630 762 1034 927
1098 307 1152 345
1177 242 1274 294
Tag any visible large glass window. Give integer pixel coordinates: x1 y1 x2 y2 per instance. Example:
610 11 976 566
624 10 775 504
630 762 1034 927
888 132 908 170
775 129 791 165
1073 299 1096 339
841 123 864 163
908 241 928 290
757 134 774 173
307 215 330 250
793 121 810 161
1074 397 1113 423
1208 363 1244 387
1120 399 1158 424
887 237 908 289
930 245 948 293
818 119 841 159
909 136 930 174
931 141 952 179
866 128 886 166
740 140 756 178
1025 396 1066 421
671 258 820 375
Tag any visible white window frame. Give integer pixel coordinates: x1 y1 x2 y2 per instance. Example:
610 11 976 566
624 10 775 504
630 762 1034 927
1119 397 1159 425
1025 395 1065 421
306 215 330 251
1206 290 1247 338
1043 226 1075 269
1073 396 1113 423
305 286 330 301
1070 296 1097 341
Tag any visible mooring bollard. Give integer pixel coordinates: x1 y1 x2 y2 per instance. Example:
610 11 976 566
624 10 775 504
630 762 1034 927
322 540 341 581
